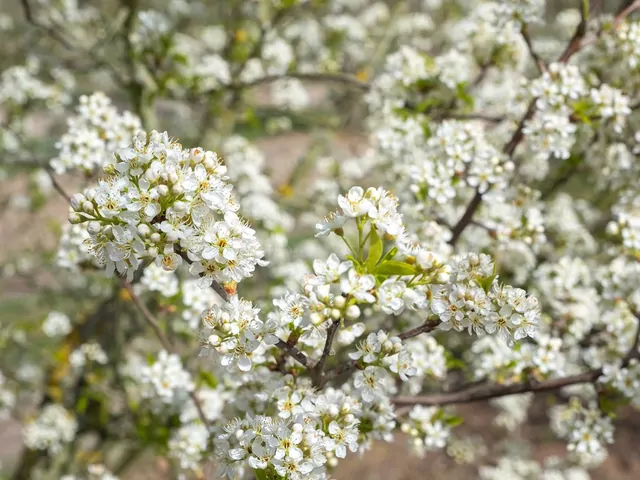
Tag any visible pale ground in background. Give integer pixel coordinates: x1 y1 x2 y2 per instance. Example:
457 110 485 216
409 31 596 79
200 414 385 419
2 88 640 478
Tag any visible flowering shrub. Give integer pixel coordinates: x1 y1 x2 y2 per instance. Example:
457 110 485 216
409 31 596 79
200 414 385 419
2 0 640 479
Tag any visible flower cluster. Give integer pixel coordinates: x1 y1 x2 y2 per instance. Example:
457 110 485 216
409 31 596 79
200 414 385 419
201 296 276 371
400 406 451 457
430 253 540 342
42 311 72 337
67 130 266 284
130 350 194 407
550 399 614 461
23 404 78 455
61 464 119 480
599 359 640 408
69 342 108 370
50 92 141 174
215 385 363 480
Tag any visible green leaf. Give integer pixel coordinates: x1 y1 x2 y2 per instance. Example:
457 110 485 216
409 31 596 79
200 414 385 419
76 396 89 415
253 469 270 480
346 255 362 267
455 83 475 109
199 370 218 388
444 414 464 427
380 246 398 263
477 274 497 293
366 227 383 272
374 260 418 276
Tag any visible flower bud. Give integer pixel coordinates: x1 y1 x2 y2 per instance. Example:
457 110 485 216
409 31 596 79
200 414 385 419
68 212 83 224
191 148 205 163
606 221 619 236
310 312 325 326
145 168 158 183
172 184 184 195
87 221 101 235
70 193 85 211
82 201 94 214
345 305 360 320
173 201 188 214
156 184 169 196
333 295 346 308
137 224 151 237
208 334 221 346
147 246 158 258
150 233 161 243
330 308 341 320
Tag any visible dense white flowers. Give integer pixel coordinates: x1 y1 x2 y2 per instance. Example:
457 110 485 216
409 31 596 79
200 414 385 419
550 399 614 460
50 92 141 174
400 406 451 456
42 311 72 337
68 130 266 283
134 350 194 406
8 1 640 478
61 464 119 480
23 404 78 455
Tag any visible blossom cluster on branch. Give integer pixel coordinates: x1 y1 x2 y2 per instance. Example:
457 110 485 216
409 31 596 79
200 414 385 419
2 0 640 479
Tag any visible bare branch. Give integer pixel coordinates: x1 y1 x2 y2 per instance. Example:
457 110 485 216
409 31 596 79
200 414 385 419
275 340 312 368
395 312 640 408
397 319 440 341
394 370 601 407
123 282 172 350
521 25 547 74
312 319 342 386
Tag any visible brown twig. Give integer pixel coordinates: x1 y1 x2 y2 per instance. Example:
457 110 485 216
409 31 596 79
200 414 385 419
397 319 440 341
275 340 312 368
614 0 640 29
395 312 640 408
521 25 547 74
312 319 342 386
19 0 75 50
394 370 601 406
45 168 71 204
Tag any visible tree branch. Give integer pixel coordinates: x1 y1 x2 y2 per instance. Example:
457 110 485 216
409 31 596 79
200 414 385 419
312 319 341 386
521 25 547 74
398 319 440 341
395 312 640 408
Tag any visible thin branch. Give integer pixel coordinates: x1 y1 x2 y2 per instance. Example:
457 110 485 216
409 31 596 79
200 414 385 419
614 0 640 29
19 0 75 50
312 319 341 386
123 281 172 350
395 312 640 408
45 168 71 204
394 370 601 407
558 0 590 63
521 25 547 74
448 97 537 247
325 319 441 383
397 319 440 341
275 340 312 368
